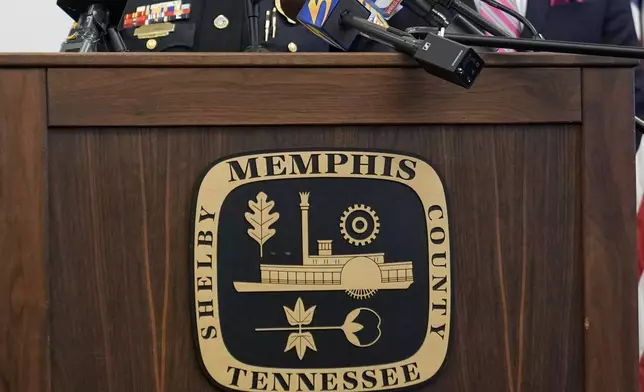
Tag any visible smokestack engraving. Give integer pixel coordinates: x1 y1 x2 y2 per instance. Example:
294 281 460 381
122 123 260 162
234 191 414 299
300 192 310 265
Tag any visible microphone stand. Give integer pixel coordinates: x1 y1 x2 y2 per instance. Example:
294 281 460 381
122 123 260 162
405 15 496 52
107 27 128 52
406 29 644 59
446 34 644 58
245 0 269 52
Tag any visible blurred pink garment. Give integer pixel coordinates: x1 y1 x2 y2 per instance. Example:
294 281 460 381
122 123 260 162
478 0 520 52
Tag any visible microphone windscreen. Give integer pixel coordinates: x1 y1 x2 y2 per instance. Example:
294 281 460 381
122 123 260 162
279 0 307 21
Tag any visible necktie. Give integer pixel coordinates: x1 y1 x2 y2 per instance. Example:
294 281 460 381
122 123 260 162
477 0 521 52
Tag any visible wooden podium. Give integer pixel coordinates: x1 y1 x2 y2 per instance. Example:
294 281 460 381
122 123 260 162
0 53 638 392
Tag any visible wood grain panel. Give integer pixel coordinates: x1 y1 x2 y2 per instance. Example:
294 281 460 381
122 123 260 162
582 69 639 392
48 125 582 391
0 52 637 68
0 70 49 392
47 68 581 126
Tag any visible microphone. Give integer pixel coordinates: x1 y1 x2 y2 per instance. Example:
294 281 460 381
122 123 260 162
57 0 125 28
106 26 128 52
405 13 497 52
279 0 396 26
282 0 396 49
400 0 449 28
79 3 109 52
245 0 270 52
448 14 489 36
407 0 510 37
57 0 127 52
281 0 485 88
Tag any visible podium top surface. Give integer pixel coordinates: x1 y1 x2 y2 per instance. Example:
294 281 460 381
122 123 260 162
0 52 637 68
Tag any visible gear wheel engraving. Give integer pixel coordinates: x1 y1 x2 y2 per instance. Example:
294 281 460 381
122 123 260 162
339 204 380 246
346 288 378 299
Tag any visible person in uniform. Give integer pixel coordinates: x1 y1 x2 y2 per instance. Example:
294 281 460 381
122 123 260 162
100 0 416 53
116 0 246 52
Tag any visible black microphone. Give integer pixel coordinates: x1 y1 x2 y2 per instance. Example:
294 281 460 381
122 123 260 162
245 0 270 52
283 0 415 52
107 26 128 52
399 0 449 28
411 0 510 37
405 14 497 52
57 0 127 52
449 14 490 37
280 0 484 88
57 0 125 27
79 3 109 52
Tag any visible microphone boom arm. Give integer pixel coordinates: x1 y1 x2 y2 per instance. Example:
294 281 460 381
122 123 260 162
340 13 418 54
443 33 644 58
341 12 484 88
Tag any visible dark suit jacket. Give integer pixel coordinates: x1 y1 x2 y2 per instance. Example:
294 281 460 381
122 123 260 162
518 0 644 143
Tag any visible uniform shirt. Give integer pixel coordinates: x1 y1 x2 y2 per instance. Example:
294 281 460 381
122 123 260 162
118 0 246 52
258 1 329 53
100 0 531 53
115 0 344 52
115 0 412 53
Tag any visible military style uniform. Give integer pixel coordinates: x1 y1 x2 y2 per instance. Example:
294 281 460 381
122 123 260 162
255 1 328 53
115 0 332 53
117 0 245 52
61 0 425 53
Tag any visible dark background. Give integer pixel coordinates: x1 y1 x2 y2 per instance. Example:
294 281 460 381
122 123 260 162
217 177 429 369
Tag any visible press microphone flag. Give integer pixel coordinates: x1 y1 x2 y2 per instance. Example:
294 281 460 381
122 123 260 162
296 0 373 49
294 0 408 48
283 0 484 87
359 0 391 28
362 0 404 19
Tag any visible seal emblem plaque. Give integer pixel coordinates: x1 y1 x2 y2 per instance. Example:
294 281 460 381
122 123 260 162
191 149 451 391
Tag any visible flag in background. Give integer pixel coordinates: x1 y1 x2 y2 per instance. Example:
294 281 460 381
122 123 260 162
633 0 644 389
639 151 644 390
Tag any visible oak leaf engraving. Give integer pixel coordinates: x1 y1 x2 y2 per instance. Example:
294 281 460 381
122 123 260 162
245 192 279 258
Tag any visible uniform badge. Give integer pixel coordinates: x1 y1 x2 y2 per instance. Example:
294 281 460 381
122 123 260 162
191 149 452 391
134 23 175 39
122 1 191 30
